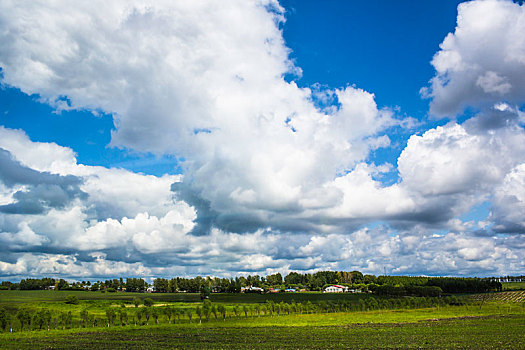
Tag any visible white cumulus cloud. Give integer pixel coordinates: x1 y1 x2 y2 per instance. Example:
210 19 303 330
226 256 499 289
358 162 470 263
424 0 525 117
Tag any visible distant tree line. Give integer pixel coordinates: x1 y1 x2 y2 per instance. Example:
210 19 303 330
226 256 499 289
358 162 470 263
371 276 502 295
1 271 504 295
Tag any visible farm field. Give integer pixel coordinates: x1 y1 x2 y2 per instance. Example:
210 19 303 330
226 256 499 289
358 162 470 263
0 290 367 305
502 281 525 291
0 290 524 349
472 290 525 303
0 313 523 349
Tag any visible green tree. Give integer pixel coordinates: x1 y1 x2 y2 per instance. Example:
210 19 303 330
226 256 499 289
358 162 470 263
118 309 127 326
266 300 274 316
305 302 312 314
135 308 143 325
196 306 202 324
266 273 283 286
204 305 211 321
153 278 169 293
58 311 68 330
105 309 116 327
16 309 31 331
175 308 183 322
202 300 212 322
186 308 193 323
164 306 173 324
57 279 69 290
32 311 44 330
133 297 141 308
125 278 146 292
217 304 226 320
142 307 151 326
42 309 51 331
358 299 366 311
79 309 89 328
0 307 8 332
168 278 178 292
152 307 159 324
319 301 328 313
143 298 154 307
284 272 304 285
34 309 51 331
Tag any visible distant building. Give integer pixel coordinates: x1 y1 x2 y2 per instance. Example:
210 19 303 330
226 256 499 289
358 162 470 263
241 286 264 293
324 285 348 293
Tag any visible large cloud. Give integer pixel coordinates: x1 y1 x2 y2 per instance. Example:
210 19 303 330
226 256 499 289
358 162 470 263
0 1 400 235
1 120 524 279
491 163 525 233
424 0 525 117
0 147 86 215
0 127 196 258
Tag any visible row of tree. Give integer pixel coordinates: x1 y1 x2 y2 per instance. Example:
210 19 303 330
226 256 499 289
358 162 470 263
0 296 469 333
1 272 503 294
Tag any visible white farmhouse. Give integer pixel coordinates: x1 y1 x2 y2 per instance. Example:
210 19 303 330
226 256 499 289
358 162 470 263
324 285 348 293
241 285 264 293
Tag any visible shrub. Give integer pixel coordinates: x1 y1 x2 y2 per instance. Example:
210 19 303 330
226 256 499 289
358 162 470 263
65 295 79 304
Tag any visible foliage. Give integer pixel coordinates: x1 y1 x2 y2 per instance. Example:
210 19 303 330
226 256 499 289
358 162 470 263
133 297 141 307
15 309 31 331
427 277 502 293
371 285 442 297
125 278 146 293
18 278 55 290
0 308 9 332
65 295 79 304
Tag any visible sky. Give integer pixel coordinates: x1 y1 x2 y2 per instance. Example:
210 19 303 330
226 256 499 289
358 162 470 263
0 0 524 280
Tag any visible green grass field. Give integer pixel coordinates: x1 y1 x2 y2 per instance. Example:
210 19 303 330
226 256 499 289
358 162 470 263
0 313 523 349
0 290 366 305
502 281 525 291
1 290 524 349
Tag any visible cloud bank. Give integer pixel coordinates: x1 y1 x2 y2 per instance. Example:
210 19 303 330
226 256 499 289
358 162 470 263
0 0 524 278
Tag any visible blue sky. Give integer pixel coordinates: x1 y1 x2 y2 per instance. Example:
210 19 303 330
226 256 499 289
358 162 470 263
0 0 524 279
1 0 462 176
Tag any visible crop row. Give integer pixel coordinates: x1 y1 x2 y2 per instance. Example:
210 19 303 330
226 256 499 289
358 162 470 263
472 291 525 302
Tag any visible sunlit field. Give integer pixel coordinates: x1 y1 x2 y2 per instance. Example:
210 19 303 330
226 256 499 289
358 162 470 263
1 290 524 349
